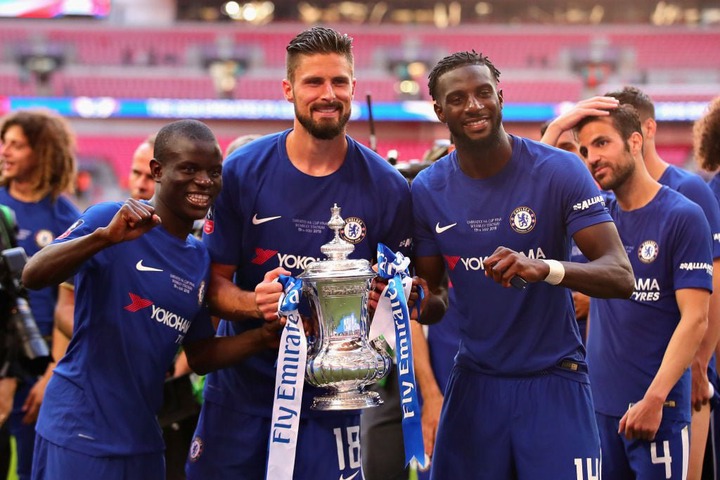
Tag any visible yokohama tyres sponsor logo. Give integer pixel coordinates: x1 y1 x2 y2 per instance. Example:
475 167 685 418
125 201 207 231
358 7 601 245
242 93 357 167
124 293 191 334
251 248 321 270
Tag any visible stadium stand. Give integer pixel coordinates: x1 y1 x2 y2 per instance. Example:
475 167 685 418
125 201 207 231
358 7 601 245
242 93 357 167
0 20 716 191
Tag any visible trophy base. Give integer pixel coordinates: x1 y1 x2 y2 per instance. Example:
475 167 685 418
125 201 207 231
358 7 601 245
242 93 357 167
310 390 384 411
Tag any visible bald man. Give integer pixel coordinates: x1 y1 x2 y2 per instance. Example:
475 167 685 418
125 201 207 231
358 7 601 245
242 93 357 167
128 135 156 200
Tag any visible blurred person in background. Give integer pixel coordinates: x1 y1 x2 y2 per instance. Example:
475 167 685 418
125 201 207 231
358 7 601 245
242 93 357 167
224 133 262 158
185 26 412 480
608 86 720 480
128 134 156 201
693 95 720 479
0 109 80 480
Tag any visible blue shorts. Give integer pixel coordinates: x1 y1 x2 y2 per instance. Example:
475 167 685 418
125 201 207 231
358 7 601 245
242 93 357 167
185 400 363 480
596 412 689 479
430 364 601 480
31 434 164 480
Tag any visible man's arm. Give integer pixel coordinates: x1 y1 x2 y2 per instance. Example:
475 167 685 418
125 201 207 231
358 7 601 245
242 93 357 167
411 320 443 459
54 282 74 339
22 282 76 424
540 96 619 147
22 199 160 290
183 320 283 375
206 264 290 321
691 257 720 410
619 288 709 441
483 222 634 299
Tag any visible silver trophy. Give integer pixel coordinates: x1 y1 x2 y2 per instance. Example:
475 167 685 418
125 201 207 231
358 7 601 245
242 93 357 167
299 204 392 410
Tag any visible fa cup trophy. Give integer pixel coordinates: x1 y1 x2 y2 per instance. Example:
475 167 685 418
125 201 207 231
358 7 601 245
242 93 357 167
300 204 392 410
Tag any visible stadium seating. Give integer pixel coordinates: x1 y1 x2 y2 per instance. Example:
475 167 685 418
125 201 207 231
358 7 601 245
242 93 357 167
0 20 714 183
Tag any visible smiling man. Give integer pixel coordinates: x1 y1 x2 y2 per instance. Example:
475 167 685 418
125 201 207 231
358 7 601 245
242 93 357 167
410 51 634 479
184 27 412 480
22 120 282 480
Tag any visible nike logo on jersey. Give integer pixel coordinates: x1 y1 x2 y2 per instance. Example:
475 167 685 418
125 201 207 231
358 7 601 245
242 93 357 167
338 472 359 480
136 260 163 272
435 222 457 234
252 214 282 225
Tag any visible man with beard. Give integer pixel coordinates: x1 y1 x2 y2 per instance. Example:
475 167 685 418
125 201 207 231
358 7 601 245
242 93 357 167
576 105 712 479
185 27 412 480
410 51 634 479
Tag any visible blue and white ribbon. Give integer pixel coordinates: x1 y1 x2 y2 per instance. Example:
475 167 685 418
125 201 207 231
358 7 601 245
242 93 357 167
266 275 307 480
373 243 426 468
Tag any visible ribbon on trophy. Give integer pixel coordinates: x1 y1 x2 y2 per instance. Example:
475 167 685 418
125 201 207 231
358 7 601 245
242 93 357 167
266 275 307 480
371 243 426 468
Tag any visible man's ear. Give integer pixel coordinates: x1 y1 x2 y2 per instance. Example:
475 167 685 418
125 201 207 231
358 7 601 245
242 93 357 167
433 103 446 123
642 117 657 141
282 79 293 102
150 158 162 182
629 131 644 156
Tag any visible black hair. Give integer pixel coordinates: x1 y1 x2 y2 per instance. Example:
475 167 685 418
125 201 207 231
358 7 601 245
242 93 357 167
428 50 501 102
153 119 218 165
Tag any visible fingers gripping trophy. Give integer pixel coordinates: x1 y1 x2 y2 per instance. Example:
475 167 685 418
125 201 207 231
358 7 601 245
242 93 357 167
300 204 392 410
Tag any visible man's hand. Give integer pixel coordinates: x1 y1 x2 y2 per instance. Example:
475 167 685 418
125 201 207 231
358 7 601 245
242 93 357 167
619 397 663 441
368 275 387 316
421 391 443 460
691 359 712 412
103 199 161 244
22 374 50 424
255 267 291 321
409 276 429 320
257 318 284 350
572 291 590 319
541 96 620 146
483 246 552 288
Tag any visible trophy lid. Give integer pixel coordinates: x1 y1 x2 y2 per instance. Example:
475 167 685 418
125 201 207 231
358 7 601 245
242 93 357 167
299 204 375 280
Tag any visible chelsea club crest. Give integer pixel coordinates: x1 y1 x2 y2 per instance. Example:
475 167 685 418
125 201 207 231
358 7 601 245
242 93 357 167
509 206 536 234
340 216 367 244
638 240 659 263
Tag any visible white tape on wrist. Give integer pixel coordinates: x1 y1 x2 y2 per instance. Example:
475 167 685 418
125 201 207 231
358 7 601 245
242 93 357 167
541 259 565 285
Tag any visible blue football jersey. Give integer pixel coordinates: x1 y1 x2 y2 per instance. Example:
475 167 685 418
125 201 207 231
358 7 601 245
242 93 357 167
201 130 413 418
659 164 720 259
588 187 713 423
0 189 79 335
412 135 611 375
36 202 215 456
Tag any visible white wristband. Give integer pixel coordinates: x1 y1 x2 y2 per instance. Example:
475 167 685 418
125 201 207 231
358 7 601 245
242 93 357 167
541 259 565 285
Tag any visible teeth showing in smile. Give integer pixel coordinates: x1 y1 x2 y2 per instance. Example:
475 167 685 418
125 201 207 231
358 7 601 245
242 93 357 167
465 118 488 128
187 193 210 207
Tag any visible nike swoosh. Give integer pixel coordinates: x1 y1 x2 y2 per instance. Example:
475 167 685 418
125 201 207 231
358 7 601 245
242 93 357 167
339 472 359 480
435 222 457 234
136 260 163 272
252 214 282 225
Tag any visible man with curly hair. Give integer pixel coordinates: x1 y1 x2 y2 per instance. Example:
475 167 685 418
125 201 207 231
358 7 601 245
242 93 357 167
0 109 80 480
